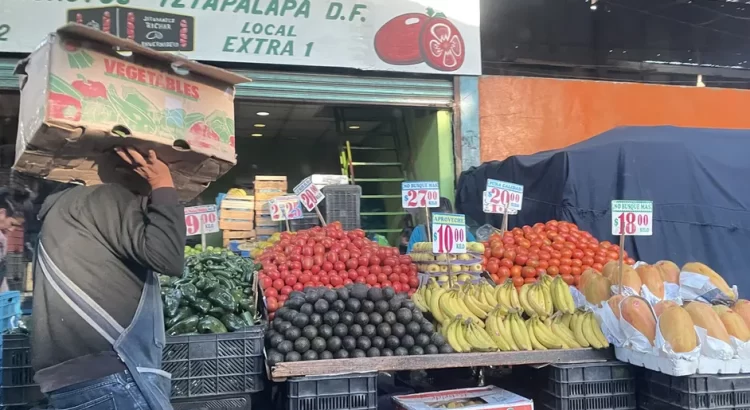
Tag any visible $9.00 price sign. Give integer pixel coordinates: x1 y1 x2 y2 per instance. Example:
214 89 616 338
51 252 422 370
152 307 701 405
482 190 518 214
184 205 219 236
401 181 440 209
611 200 653 236
484 179 524 212
432 213 467 254
270 196 304 221
293 177 325 212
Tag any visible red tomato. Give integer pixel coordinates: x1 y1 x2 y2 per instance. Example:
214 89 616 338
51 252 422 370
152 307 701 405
265 288 278 298
322 261 334 272
357 256 369 267
321 276 331 285
272 278 284 290
381 265 393 276
302 246 314 256
369 265 382 275
514 254 528 266
521 266 537 278
357 266 370 277
310 266 320 274
266 297 279 312
355 276 367 284
392 282 402 292
301 257 314 270
313 244 325 255
399 273 409 284
383 257 397 267
562 274 575 285
330 276 344 287
260 277 273 289
500 258 514 269
369 256 381 267
284 275 298 286
345 259 359 270
398 255 411 265
293 282 304 291
312 255 324 267
334 261 346 272
486 260 499 275
377 273 388 283
408 276 419 288
389 273 400 283
325 252 338 263
343 278 353 286
348 269 359 280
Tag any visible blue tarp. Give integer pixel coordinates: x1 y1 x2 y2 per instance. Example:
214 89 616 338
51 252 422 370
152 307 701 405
456 126 750 295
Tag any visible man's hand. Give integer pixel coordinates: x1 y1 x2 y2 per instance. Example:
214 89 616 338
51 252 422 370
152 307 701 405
0 209 19 233
115 147 174 190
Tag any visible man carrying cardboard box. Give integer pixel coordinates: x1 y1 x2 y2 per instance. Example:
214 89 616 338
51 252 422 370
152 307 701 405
31 147 185 410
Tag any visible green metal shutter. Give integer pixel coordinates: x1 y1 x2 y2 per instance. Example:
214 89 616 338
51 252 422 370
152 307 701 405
0 58 453 107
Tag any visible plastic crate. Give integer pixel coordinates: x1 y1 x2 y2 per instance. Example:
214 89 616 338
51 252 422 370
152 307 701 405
1 334 44 408
547 362 636 397
162 325 266 399
171 393 252 410
640 370 750 410
321 185 361 231
0 291 21 333
5 254 27 291
290 212 320 231
541 390 636 410
286 373 377 410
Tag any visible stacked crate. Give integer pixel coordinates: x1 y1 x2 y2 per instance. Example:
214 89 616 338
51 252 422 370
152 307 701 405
254 176 286 239
219 195 255 247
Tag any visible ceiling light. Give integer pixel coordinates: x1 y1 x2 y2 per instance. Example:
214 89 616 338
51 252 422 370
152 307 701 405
348 125 361 130
256 111 269 116
254 124 266 128
251 133 263 137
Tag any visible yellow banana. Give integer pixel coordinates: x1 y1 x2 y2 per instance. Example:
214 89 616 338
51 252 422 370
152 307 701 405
440 291 460 318
572 312 591 348
561 313 573 328
454 295 485 327
430 288 448 323
551 318 581 348
519 284 537 317
509 283 521 309
444 319 464 352
473 321 499 349
485 315 512 351
464 293 490 319
454 319 473 352
482 284 499 306
495 280 510 305
533 318 564 349
528 285 547 317
495 310 519 350
583 312 608 349
467 320 496 351
412 291 429 312
527 319 547 350
541 282 554 316
510 313 532 351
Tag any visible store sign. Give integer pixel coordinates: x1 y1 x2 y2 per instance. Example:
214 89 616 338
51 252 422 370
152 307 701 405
293 176 324 212
431 212 466 254
270 195 304 221
482 190 518 215
484 179 524 212
401 181 439 209
0 0 481 75
184 205 219 236
611 200 653 236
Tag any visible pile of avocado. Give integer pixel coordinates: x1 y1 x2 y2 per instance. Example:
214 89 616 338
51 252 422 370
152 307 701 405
266 284 453 364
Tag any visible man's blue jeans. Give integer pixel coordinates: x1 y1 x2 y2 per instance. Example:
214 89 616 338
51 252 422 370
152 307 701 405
46 371 153 410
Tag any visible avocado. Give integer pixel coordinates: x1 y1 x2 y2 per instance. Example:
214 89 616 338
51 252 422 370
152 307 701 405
271 318 284 331
345 299 361 313
284 298 304 310
285 327 302 341
371 336 385 350
383 311 397 325
361 300 375 314
314 299 330 314
350 284 369 300
392 323 406 338
386 335 400 349
305 289 320 303
425 344 439 355
367 287 383 302
354 312 370 326
415 333 430 347
283 310 298 322
376 323 392 338
302 325 318 339
369 312 383 326
323 290 338 303
340 311 355 326
352 349 367 358
396 308 413 324
318 324 333 339
409 346 424 355
276 321 293 333
331 300 346 313
394 347 408 356
381 348 394 356
302 350 318 361
269 333 284 348
285 351 302 362
439 344 454 354
421 321 435 334
336 287 350 301
388 298 402 311
300 303 314 316
406 322 421 336
363 324 377 338
294 338 311 353
311 337 327 353
334 349 350 359
382 287 396 300
366 347 381 357
327 336 342 352
266 328 280 343
292 314 310 329
375 300 390 315
275 307 290 318
401 335 415 348
342 336 357 351
277 340 294 354
309 313 323 327
323 311 340 326
431 333 447 347
320 351 334 360
349 324 363 338
402 300 416 310
412 310 424 322
289 291 305 300
333 323 348 338
267 349 284 366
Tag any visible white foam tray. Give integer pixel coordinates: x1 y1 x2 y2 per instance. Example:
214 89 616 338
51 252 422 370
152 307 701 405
615 346 750 375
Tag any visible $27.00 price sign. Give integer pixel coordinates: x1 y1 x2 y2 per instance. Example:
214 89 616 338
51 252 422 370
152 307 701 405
484 179 524 212
293 177 325 212
270 196 304 221
611 200 653 236
184 205 219 236
401 181 440 209
432 213 467 254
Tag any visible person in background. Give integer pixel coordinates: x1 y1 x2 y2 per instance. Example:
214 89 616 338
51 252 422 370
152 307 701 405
31 147 185 410
406 197 475 253
0 189 23 292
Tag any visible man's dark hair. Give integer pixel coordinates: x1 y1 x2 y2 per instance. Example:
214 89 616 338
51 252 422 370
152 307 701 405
430 197 454 214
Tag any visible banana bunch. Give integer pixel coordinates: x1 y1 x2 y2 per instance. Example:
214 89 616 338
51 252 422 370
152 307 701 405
461 282 502 319
550 276 576 314
569 310 609 349
519 282 553 318
485 307 519 351
495 279 522 311
442 316 497 352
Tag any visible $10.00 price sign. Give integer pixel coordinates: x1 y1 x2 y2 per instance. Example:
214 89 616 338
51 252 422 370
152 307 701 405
484 179 524 212
611 200 653 236
401 181 440 209
432 213 467 254
270 196 304 221
482 190 518 214
293 177 325 212
184 205 219 236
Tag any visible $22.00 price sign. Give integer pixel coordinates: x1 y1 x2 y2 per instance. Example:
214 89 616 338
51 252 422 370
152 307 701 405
432 213 467 254
270 196 304 221
484 179 524 212
293 177 325 212
401 181 440 209
482 190 518 214
611 200 653 236
184 205 219 236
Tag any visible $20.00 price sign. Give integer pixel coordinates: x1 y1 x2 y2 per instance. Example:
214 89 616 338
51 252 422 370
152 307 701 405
482 190 518 214
432 213 467 254
270 196 304 221
401 181 440 209
184 205 219 236
293 177 325 212
484 179 524 212
611 200 653 236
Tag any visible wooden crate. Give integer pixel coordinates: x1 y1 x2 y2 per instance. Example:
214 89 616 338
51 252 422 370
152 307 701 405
256 226 280 236
255 190 285 202
255 215 278 227
220 196 255 231
254 175 287 191
219 220 255 230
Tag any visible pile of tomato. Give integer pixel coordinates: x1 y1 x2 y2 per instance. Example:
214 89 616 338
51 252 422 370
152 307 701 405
257 222 419 316
483 220 635 287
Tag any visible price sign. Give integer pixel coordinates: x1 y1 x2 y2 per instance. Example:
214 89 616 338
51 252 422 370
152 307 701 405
184 205 219 236
432 213 467 254
270 196 304 221
611 200 653 236
293 177 325 212
482 190 518 214
401 181 440 209
484 179 524 212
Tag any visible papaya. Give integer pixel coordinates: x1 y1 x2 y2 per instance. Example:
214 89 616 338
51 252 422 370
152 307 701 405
583 274 612 306
602 261 619 280
636 264 665 299
659 306 698 353
621 296 657 345
654 300 679 317
610 265 642 293
578 268 599 292
684 302 730 344
712 305 732 315
733 299 750 329
608 294 624 319
682 262 735 300
718 310 750 342
655 260 680 284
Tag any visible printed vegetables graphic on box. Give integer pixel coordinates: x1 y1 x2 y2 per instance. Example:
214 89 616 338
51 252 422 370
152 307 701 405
374 8 465 72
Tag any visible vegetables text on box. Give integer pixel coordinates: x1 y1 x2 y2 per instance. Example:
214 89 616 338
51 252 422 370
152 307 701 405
184 205 219 236
611 200 653 236
484 179 524 211
401 181 440 209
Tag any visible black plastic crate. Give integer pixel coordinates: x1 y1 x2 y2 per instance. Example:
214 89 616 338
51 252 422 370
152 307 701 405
1 334 44 407
542 390 636 410
321 185 361 231
163 325 266 398
291 213 320 231
640 371 750 410
172 393 252 410
548 362 636 397
286 373 377 410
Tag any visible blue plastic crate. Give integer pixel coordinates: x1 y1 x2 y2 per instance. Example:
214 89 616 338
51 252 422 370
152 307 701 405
0 292 21 333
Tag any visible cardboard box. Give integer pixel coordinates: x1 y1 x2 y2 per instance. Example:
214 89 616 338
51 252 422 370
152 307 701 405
14 24 248 200
393 386 533 410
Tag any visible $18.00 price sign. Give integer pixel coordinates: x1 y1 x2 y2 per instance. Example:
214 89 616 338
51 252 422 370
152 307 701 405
401 181 440 209
611 200 653 236
293 177 325 212
184 205 219 236
484 179 524 212
482 190 518 214
270 196 304 221
432 213 467 254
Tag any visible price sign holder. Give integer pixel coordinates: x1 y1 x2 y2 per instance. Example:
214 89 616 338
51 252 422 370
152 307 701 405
293 177 327 226
402 181 440 240
611 200 654 294
431 212 467 288
184 205 219 249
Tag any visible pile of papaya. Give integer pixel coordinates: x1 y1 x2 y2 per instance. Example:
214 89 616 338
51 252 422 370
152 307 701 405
160 250 260 335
